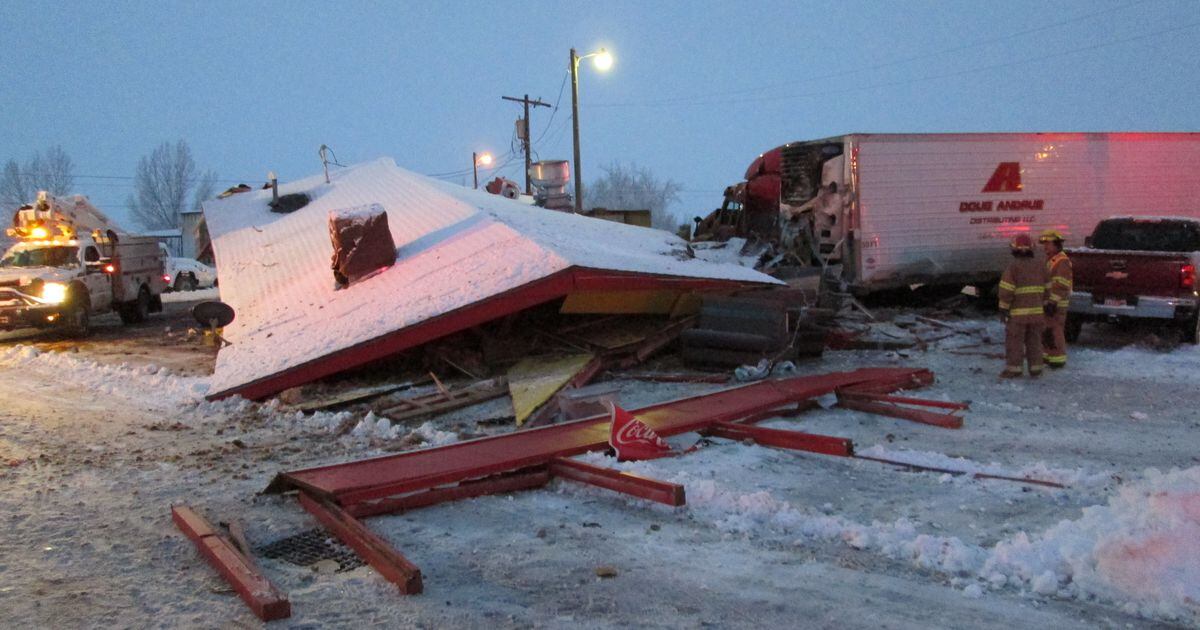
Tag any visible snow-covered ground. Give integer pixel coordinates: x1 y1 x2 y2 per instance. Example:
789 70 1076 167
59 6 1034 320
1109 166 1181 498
0 313 1197 628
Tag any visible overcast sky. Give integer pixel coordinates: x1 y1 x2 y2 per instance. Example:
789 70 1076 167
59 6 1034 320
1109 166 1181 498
2 0 1197 228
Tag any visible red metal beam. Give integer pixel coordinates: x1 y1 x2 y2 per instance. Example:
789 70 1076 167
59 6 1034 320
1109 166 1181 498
346 468 551 518
836 391 964 430
838 390 968 411
267 368 933 506
208 268 760 401
171 506 291 622
705 422 853 457
296 492 424 594
269 368 933 505
549 457 686 507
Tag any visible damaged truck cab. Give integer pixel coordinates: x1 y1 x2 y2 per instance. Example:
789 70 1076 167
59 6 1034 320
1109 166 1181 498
702 133 1200 295
0 192 167 337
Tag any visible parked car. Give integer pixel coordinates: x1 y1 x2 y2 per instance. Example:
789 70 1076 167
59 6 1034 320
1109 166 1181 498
159 244 217 291
1067 216 1200 343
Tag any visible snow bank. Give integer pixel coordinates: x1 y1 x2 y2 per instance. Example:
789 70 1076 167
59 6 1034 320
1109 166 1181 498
0 344 209 404
570 450 1200 623
983 466 1200 621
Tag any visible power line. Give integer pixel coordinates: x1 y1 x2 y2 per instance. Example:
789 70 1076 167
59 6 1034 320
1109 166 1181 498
592 8 1189 109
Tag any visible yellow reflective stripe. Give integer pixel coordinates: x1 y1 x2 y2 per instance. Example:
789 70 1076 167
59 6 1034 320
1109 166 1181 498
998 281 1016 291
1014 286 1044 294
1053 296 1069 306
998 302 1011 310
1044 354 1067 364
1052 276 1071 287
1011 307 1044 316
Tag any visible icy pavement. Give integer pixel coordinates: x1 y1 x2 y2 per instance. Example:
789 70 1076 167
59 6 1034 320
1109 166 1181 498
0 315 1198 628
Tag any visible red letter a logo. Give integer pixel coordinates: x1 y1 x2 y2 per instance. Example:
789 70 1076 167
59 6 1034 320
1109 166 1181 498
982 162 1023 193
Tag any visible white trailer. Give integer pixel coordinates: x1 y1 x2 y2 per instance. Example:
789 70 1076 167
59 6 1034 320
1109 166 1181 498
737 133 1200 293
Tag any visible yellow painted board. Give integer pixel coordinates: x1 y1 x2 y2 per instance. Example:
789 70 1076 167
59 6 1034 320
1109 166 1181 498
560 290 681 315
507 353 594 425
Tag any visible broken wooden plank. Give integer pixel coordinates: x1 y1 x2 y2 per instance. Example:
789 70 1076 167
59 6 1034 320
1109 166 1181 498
296 492 423 594
618 371 729 384
281 380 420 413
377 377 508 423
171 505 291 621
548 457 686 506
347 468 552 518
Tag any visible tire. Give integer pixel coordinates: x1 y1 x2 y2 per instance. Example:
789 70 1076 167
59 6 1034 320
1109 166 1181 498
61 300 91 338
1181 310 1200 345
1064 316 1083 343
119 286 151 325
175 272 198 292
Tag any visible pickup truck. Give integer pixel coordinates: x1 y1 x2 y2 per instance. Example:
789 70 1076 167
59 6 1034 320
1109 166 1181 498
1067 216 1200 343
158 244 217 291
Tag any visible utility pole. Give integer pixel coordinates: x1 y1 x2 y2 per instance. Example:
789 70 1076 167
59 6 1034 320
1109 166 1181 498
501 94 550 194
569 48 583 214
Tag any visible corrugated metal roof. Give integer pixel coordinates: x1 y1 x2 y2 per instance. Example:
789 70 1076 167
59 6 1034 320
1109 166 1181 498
203 158 779 400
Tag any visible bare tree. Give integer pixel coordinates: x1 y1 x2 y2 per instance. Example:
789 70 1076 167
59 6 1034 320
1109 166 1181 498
0 160 26 212
127 140 204 230
192 169 219 213
0 146 75 211
585 161 682 230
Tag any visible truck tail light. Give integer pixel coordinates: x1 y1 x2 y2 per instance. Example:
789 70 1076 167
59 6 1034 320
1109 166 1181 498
104 263 116 274
163 274 172 283
1181 264 1195 290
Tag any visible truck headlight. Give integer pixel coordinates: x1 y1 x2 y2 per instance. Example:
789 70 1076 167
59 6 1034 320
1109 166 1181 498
41 282 68 304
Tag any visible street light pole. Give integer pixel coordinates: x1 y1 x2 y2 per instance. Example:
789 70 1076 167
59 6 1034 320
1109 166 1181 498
569 48 583 214
473 151 479 189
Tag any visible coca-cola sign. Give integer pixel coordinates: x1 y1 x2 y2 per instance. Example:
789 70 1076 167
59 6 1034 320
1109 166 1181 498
607 402 672 461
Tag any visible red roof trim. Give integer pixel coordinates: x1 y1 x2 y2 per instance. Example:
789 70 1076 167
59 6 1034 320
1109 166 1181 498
207 267 763 401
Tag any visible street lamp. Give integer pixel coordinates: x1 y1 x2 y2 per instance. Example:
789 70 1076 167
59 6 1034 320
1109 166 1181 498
473 151 493 189
569 46 613 213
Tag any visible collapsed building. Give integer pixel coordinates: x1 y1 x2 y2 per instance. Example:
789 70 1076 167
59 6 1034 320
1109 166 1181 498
202 158 782 401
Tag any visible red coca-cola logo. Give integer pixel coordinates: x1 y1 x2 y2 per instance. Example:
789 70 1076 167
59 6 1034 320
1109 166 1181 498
614 418 667 447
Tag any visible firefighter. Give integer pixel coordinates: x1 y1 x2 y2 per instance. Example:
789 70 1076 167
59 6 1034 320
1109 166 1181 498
1040 229 1072 369
998 233 1048 378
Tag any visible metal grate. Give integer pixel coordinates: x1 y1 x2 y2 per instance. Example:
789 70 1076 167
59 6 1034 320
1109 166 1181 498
256 528 365 573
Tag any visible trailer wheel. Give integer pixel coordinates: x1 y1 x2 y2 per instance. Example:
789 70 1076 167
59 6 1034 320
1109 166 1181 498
1181 310 1200 345
119 286 151 325
1064 316 1083 343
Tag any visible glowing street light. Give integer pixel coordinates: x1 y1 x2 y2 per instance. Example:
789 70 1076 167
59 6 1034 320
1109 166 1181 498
473 151 493 189
569 46 613 213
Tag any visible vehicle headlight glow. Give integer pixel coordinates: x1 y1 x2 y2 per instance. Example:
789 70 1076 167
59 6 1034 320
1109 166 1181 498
41 282 68 305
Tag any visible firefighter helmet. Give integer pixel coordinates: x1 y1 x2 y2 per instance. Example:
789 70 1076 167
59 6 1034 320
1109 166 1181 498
1010 233 1034 252
1038 229 1065 243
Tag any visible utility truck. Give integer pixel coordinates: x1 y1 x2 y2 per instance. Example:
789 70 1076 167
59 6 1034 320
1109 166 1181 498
0 192 167 337
709 133 1200 294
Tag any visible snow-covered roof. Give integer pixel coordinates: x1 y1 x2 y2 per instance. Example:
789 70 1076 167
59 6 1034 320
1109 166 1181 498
204 158 779 400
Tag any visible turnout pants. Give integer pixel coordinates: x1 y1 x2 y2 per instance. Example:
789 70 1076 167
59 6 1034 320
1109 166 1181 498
1005 320 1045 375
1042 311 1068 367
